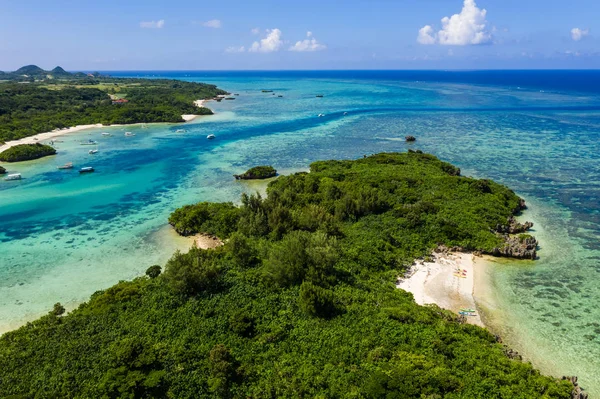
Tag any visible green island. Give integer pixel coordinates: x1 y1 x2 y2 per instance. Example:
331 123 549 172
0 65 228 144
0 143 57 162
0 153 573 398
233 165 277 180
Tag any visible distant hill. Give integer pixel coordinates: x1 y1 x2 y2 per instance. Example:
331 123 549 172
0 65 76 81
50 66 70 76
14 65 46 76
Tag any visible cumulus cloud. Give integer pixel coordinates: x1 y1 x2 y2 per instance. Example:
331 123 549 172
289 31 327 52
249 29 283 53
417 0 491 46
225 46 246 53
417 25 437 45
571 28 589 41
140 19 165 29
203 19 222 28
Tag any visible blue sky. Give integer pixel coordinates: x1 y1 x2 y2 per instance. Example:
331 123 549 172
0 0 598 70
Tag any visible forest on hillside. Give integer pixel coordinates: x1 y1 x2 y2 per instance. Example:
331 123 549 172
0 153 573 398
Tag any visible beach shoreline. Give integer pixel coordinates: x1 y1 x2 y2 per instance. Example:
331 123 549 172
397 250 485 327
0 99 210 154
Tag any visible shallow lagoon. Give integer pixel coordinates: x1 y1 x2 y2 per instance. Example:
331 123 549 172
1 71 600 394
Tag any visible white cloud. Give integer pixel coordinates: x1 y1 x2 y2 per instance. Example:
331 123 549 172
225 46 246 53
249 28 283 53
203 19 222 28
140 19 165 29
251 27 260 35
417 0 492 46
417 25 437 45
289 31 327 52
571 28 589 41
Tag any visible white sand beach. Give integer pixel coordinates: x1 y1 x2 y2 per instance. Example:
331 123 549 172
0 124 104 154
397 251 484 326
182 99 208 121
1 99 211 153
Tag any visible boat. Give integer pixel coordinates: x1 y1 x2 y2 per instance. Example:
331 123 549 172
343 112 348 115
89 149 98 154
124 132 135 137
278 95 283 98
175 129 186 133
316 94 324 98
81 140 98 145
79 167 94 174
4 173 21 181
101 132 112 136
57 162 73 170
460 308 476 313
261 90 273 93
207 134 216 140
318 114 325 117
458 311 476 316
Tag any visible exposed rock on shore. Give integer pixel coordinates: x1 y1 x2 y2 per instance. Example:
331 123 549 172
495 216 533 234
562 376 589 399
487 234 538 260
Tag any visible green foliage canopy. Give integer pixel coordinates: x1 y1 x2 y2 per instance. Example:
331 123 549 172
0 153 572 398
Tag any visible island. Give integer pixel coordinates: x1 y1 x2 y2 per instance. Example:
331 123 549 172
0 65 228 144
0 143 57 162
233 165 277 180
0 152 574 398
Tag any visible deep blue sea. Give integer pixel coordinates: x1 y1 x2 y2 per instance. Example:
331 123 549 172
1 70 600 394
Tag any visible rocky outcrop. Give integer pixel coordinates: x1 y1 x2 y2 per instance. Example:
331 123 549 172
495 216 533 234
487 234 537 260
503 346 523 361
562 376 589 399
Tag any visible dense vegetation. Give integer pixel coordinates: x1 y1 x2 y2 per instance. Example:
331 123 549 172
0 65 228 143
0 165 5 174
0 143 56 162
0 153 573 398
234 165 277 180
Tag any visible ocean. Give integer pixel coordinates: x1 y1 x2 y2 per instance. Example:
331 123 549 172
1 70 600 394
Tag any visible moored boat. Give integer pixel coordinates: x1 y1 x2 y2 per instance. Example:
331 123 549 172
89 149 98 154
101 132 111 136
124 132 135 137
79 167 94 174
207 134 215 140
175 129 186 133
4 173 21 181
57 162 73 170
81 140 98 145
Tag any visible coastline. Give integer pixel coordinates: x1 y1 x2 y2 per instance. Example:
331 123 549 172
397 250 484 327
0 99 209 154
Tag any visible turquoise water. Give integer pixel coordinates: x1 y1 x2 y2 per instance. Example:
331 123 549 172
2 71 600 394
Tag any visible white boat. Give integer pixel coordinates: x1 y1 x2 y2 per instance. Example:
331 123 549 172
79 167 94 174
101 132 112 136
89 149 98 154
124 132 135 137
176 129 186 133
207 134 215 140
81 140 98 145
4 173 21 181
318 113 325 117
57 162 73 170
343 112 348 115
